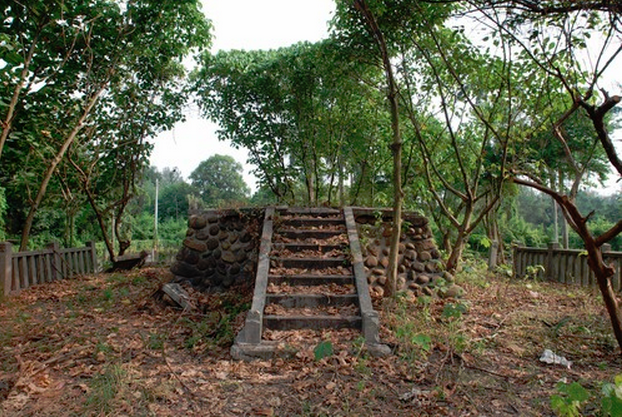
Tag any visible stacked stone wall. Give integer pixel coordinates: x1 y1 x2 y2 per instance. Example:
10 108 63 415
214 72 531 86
354 209 460 298
170 209 262 291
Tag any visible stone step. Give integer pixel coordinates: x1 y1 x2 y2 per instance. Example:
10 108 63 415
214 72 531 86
271 257 349 269
276 229 346 240
263 314 362 331
281 218 345 228
268 274 354 286
266 293 358 308
272 243 346 253
278 207 342 217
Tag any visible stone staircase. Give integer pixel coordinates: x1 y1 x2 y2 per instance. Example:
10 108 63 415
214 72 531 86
232 207 390 360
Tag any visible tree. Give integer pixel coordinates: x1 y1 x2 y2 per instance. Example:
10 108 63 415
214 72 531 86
465 0 622 351
189 155 250 207
0 0 211 253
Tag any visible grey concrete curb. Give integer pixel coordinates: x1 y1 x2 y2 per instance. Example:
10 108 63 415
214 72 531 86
344 207 391 357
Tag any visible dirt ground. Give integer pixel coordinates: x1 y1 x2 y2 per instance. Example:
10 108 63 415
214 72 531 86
1 266 621 416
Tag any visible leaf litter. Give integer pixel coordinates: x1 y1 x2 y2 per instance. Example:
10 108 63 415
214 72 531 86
0 267 620 416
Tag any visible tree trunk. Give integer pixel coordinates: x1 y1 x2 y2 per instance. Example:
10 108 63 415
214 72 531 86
19 88 104 250
446 228 466 273
559 169 569 248
0 39 38 161
338 153 345 207
354 0 403 297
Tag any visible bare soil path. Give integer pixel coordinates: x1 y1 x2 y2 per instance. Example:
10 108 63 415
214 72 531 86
1 266 620 416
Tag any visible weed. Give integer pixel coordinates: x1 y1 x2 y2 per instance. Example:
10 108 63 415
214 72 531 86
85 364 125 415
148 332 166 350
551 381 590 417
101 288 114 301
525 264 545 281
314 340 333 361
131 275 147 285
441 301 469 321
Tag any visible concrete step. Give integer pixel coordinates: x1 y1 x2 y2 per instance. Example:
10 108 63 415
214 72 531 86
268 274 354 285
278 207 342 217
276 229 346 240
281 218 345 228
271 257 349 269
271 243 346 254
266 293 358 308
263 314 362 331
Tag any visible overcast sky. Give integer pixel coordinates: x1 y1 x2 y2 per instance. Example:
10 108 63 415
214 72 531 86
149 0 336 190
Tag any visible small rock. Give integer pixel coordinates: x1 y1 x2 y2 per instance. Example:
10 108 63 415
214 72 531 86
405 250 417 261
419 251 432 262
189 215 207 230
443 271 455 283
375 286 385 298
372 268 385 276
221 251 236 264
367 245 380 257
442 284 464 299
415 274 430 285
412 262 425 273
380 257 389 268
196 227 211 240
365 256 378 268
240 231 252 243
206 238 219 251
425 263 438 273
398 276 406 289
377 275 387 286
235 250 248 263
183 238 207 253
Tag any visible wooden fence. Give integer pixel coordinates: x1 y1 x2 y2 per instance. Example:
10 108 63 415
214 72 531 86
0 241 98 298
513 243 622 291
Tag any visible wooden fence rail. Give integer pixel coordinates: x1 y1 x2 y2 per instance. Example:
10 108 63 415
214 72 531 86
0 241 98 299
513 243 622 291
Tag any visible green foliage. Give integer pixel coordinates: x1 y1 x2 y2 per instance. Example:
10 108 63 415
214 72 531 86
551 382 590 417
602 375 622 416
441 302 469 320
193 39 389 206
314 340 334 361
550 375 622 417
0 0 211 250
189 154 250 207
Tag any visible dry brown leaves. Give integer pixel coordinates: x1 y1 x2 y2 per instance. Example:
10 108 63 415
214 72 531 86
1 268 621 416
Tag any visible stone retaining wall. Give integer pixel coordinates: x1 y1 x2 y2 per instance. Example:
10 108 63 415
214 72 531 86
170 209 262 291
353 208 459 298
171 207 460 298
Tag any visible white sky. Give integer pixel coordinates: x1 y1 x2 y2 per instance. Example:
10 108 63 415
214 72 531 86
149 0 336 191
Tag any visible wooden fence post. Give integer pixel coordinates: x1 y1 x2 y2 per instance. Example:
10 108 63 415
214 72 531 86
546 242 560 281
488 240 499 271
47 242 60 281
602 244 618 291
513 245 520 278
88 241 98 273
0 242 12 299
